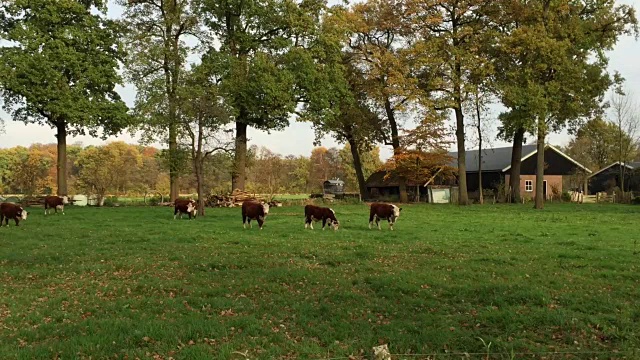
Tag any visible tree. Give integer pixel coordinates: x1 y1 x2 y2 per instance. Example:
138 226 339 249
565 117 635 171
343 0 421 202
117 0 200 202
492 0 638 209
408 0 496 205
9 148 52 196
339 145 382 194
76 146 117 206
247 147 286 199
466 88 494 204
385 115 454 201
178 65 233 215
198 0 326 192
0 0 131 196
102 142 143 195
610 88 640 192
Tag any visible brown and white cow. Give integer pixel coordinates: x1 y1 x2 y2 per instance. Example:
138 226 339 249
44 195 69 215
1 202 29 227
174 198 197 219
242 201 270 229
304 204 339 231
369 202 402 230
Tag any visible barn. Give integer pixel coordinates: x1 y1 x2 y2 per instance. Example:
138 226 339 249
455 144 591 198
365 144 591 201
588 162 640 194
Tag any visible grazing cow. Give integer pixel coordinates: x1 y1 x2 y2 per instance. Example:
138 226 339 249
304 204 339 231
369 202 402 230
1 202 29 227
242 201 269 229
44 195 69 215
174 199 197 219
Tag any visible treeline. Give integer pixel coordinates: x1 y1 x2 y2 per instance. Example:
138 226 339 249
1 0 638 212
0 142 382 200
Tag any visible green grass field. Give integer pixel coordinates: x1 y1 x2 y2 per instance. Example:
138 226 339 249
1 204 639 359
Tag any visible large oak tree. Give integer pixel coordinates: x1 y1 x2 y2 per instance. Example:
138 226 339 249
0 0 130 196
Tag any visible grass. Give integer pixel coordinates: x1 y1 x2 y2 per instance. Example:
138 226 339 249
1 203 639 359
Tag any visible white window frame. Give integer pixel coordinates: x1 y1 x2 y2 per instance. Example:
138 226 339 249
525 180 533 192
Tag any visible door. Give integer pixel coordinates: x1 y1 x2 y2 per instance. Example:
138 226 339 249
543 180 548 200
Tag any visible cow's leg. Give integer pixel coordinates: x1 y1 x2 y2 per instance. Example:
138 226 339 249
369 213 374 229
14 217 20 226
304 216 310 229
257 217 264 230
0 214 4 226
243 214 247 229
376 217 381 230
174 208 178 220
61 205 64 215
322 218 326 230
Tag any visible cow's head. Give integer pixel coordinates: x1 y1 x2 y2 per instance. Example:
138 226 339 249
62 196 69 204
187 202 195 214
262 202 270 215
329 208 339 230
392 204 401 218
18 207 28 220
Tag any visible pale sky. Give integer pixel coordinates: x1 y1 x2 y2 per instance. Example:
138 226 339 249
1 0 638 161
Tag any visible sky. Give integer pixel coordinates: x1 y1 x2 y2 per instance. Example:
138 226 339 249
1 0 639 161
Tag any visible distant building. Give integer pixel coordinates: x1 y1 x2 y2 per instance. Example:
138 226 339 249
365 144 591 201
588 162 640 194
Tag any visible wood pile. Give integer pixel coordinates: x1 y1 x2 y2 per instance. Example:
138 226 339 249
206 189 265 207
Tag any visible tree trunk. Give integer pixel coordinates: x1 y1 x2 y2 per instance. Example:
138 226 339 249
169 123 179 201
509 127 525 203
56 121 68 196
347 137 367 201
535 119 545 209
196 162 205 216
232 121 248 191
383 97 407 203
475 95 483 205
454 107 468 205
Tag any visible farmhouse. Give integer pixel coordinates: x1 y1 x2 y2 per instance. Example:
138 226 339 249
588 161 640 194
457 144 591 198
365 144 591 201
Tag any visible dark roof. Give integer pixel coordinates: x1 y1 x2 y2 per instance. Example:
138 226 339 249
448 145 538 172
365 170 424 188
589 161 640 178
323 179 344 185
449 144 591 173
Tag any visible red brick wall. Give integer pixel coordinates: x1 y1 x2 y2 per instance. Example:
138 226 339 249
505 175 563 199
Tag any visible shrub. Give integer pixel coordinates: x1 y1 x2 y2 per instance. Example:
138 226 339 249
561 191 572 202
103 196 119 207
631 196 640 205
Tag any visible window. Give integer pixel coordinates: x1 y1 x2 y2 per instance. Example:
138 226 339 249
525 180 533 192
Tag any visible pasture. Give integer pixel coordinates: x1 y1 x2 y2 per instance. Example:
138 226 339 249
1 204 639 359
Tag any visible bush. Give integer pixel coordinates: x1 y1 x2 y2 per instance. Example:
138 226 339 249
103 196 119 207
631 196 640 205
561 191 572 202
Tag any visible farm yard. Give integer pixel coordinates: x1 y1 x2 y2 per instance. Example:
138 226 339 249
1 203 639 359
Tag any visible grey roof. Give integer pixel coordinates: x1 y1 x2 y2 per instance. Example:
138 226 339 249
448 145 538 172
630 162 640 169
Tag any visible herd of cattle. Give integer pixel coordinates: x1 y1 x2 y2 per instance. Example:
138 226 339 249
1 195 403 230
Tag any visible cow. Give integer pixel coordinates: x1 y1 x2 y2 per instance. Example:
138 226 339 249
242 201 269 229
1 202 29 227
174 198 197 219
44 195 69 215
304 204 339 231
369 202 402 230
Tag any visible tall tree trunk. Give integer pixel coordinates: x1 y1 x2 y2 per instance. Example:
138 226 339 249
347 137 367 201
509 127 525 203
232 121 248 191
475 95 483 205
383 96 406 202
196 161 205 216
454 106 468 205
535 119 546 209
56 121 68 196
169 123 179 201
